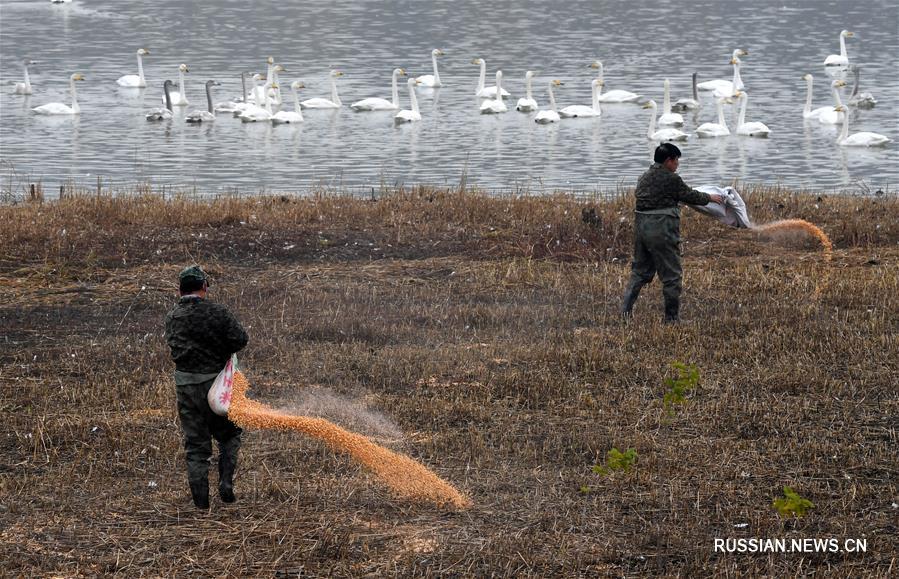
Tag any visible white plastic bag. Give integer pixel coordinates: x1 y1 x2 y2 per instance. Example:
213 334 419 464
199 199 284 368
208 354 237 416
690 186 752 228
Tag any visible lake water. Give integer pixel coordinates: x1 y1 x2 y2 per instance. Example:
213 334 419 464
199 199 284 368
1 0 897 196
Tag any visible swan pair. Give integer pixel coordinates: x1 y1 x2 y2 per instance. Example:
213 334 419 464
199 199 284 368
643 91 769 141
161 64 190 106
589 61 641 103
116 48 150 88
802 75 846 124
472 58 510 98
31 73 84 115
697 49 748 95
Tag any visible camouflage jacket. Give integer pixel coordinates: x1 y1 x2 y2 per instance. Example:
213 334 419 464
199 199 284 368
634 163 711 212
164 296 249 374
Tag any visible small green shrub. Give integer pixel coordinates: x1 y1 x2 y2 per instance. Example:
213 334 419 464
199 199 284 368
773 486 815 518
663 362 699 413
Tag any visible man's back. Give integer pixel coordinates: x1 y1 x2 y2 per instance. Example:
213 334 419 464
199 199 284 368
164 296 248 374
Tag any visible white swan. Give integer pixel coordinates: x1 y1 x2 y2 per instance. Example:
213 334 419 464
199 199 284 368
351 68 407 111
416 49 444 88
32 73 84 115
712 56 746 99
802 73 832 120
214 71 250 113
472 58 510 97
14 59 36 95
534 80 563 124
824 30 854 67
560 79 602 118
301 70 343 109
238 81 277 122
671 72 700 112
272 81 306 124
516 71 538 112
395 77 421 124
658 78 684 126
591 61 641 103
116 48 150 88
697 49 747 92
265 56 283 105
695 97 731 138
186 80 219 123
643 100 688 141
734 91 770 137
848 65 877 109
817 79 847 125
163 64 190 106
146 79 174 121
480 71 508 114
834 105 891 147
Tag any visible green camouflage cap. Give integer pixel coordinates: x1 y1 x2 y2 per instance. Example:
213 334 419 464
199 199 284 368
178 265 208 284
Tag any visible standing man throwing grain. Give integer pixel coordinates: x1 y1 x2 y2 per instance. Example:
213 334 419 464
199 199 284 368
621 144 724 322
164 266 248 509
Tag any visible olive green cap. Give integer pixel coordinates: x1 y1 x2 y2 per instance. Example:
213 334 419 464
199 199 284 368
178 265 208 284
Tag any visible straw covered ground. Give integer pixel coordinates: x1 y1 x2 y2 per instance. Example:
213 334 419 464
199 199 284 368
0 185 896 576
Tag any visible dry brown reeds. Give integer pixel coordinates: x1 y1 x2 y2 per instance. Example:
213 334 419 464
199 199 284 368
1 186 896 576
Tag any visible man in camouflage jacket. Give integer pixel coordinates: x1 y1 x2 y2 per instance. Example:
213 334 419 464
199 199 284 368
164 265 248 509
621 144 724 322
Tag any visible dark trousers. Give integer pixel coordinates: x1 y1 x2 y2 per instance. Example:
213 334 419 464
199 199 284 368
175 379 242 488
621 212 683 320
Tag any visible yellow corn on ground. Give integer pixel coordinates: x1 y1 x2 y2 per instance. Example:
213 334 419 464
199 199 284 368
228 371 470 509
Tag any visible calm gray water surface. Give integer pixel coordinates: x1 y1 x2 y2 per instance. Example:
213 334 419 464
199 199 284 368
1 0 897 195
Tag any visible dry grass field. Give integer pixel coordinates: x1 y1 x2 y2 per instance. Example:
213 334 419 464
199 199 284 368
1 186 896 576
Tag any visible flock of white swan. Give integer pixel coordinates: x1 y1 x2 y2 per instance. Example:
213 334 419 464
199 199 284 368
13 30 892 148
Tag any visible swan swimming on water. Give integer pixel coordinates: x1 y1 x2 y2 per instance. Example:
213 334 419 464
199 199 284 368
516 71 538 112
416 49 444 88
734 91 770 137
163 64 190 106
395 77 422 124
591 61 641 103
32 73 84 115
816 79 846 125
351 68 407 111
824 30 854 67
479 71 508 114
146 80 174 121
534 80 563 124
658 79 684 126
643 100 688 141
834 105 891 147
559 79 602 118
14 59 37 95
695 97 732 138
239 81 278 122
802 73 833 120
671 72 700 112
847 65 877 109
214 71 251 113
712 56 746 99
117 48 150 88
472 58 510 97
697 49 747 92
301 70 343 109
185 80 219 123
272 81 306 124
